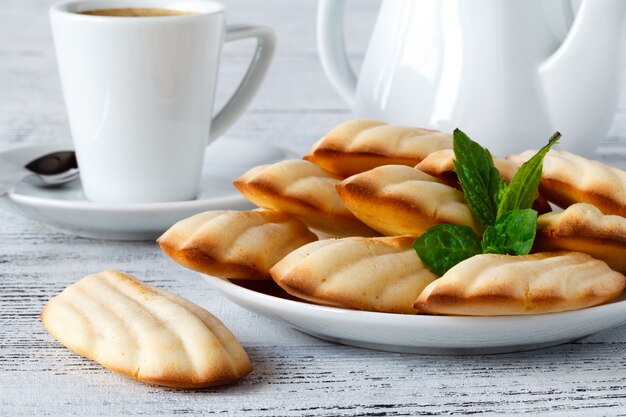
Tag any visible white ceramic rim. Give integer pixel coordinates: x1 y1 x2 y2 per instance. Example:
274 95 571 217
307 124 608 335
50 0 224 20
202 272 626 327
8 188 245 213
200 272 626 352
0 140 284 213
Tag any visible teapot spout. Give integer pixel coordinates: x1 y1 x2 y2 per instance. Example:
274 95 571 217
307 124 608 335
539 0 626 155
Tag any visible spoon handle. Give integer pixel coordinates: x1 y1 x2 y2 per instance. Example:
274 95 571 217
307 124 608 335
0 167 29 197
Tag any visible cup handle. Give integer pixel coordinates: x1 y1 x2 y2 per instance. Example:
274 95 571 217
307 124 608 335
209 24 276 140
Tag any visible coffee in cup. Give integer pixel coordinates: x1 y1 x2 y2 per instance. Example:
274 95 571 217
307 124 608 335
80 8 195 17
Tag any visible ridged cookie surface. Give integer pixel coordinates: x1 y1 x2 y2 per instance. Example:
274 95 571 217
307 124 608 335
416 149 518 186
234 159 378 237
508 149 626 216
414 252 625 316
270 236 437 314
41 270 252 388
304 119 452 177
416 149 551 213
158 210 318 279
336 165 479 236
534 203 626 273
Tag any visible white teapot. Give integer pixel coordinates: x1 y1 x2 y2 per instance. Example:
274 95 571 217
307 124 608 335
318 0 626 156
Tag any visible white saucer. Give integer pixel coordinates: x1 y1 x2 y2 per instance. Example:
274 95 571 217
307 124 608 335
0 139 292 240
201 274 626 355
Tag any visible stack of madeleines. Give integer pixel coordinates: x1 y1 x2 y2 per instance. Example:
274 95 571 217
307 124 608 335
159 120 626 316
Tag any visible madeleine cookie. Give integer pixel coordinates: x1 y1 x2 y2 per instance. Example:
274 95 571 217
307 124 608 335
414 252 626 316
415 149 518 187
534 203 626 273
336 165 479 236
304 119 452 177
416 149 551 213
508 149 626 216
270 236 437 314
41 270 252 388
234 159 378 237
158 210 318 279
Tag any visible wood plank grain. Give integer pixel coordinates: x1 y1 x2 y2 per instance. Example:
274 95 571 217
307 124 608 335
3 343 626 416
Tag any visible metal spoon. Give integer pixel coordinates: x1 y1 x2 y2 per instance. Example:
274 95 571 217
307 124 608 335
0 150 79 196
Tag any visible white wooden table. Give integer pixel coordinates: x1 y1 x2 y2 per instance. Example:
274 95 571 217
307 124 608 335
2 1 626 415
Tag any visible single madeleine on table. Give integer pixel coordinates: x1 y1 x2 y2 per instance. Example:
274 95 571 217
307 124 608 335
534 203 626 274
270 236 437 314
414 252 626 316
41 270 252 388
158 210 318 279
304 119 452 177
234 159 378 237
336 165 479 236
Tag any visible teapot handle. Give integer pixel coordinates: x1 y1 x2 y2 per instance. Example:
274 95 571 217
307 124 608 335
562 0 577 29
317 0 358 106
551 0 578 40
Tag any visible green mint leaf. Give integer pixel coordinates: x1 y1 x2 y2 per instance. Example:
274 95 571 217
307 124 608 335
412 224 482 276
497 132 561 218
452 129 504 230
495 178 507 207
481 209 537 255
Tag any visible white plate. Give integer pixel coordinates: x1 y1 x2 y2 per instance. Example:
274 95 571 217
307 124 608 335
0 139 291 240
202 274 626 355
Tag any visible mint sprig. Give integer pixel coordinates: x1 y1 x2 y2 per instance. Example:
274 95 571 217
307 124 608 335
412 224 482 276
453 129 505 230
481 209 537 255
496 132 561 218
413 129 560 276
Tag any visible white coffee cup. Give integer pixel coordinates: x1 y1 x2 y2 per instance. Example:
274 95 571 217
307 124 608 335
50 0 275 203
